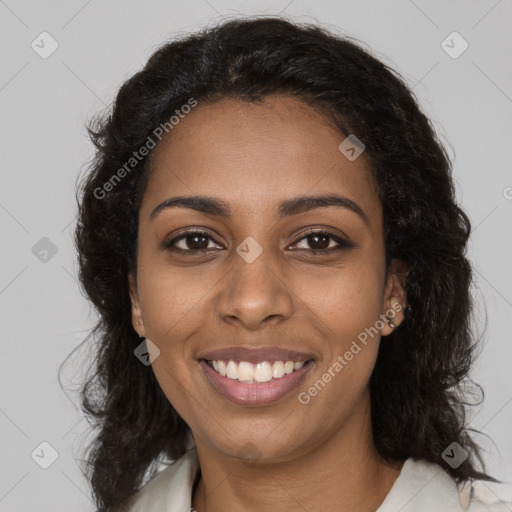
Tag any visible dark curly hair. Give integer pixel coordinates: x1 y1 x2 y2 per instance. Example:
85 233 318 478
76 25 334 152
67 15 499 511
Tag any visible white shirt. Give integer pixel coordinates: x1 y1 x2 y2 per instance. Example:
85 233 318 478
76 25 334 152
126 447 512 511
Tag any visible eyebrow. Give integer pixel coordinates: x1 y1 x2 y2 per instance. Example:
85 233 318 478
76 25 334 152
149 194 369 226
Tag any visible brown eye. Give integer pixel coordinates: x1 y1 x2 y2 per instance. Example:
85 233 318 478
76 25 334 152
164 231 222 253
292 230 353 254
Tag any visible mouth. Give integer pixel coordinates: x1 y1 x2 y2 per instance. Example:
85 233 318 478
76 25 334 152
197 346 316 406
204 358 311 382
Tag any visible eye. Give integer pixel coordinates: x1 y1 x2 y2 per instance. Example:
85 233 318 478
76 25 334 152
291 229 353 254
164 230 222 253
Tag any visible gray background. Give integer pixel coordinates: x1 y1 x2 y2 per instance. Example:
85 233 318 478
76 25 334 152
1 0 511 510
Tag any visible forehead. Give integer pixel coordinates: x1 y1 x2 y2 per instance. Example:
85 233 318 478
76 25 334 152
142 95 381 227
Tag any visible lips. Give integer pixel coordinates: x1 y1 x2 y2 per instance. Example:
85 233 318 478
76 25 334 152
197 346 316 406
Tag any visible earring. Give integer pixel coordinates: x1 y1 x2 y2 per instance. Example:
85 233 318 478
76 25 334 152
136 321 141 326
386 312 397 329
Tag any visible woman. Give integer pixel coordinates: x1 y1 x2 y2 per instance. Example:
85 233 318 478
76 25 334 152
72 16 510 511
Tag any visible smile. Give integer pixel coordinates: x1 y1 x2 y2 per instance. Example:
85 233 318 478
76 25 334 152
197 345 316 405
207 359 307 383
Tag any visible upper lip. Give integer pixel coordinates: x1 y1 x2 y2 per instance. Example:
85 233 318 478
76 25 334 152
198 346 316 364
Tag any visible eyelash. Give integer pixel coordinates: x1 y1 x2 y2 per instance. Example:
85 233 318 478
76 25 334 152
163 229 353 256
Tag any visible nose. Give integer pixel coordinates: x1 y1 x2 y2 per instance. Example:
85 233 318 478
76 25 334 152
216 249 294 330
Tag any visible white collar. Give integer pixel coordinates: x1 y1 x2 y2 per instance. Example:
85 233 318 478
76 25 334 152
126 447 510 511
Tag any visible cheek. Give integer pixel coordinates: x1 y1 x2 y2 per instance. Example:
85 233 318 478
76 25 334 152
135 263 209 410
137 266 207 423
298 274 384 422
298 258 385 395
299 259 385 343
137 258 211 343
150 358 201 429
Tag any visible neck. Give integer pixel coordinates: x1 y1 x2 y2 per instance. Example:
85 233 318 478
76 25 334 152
191 389 404 512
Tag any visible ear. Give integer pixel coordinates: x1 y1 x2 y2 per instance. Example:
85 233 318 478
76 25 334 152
128 271 145 338
380 258 408 336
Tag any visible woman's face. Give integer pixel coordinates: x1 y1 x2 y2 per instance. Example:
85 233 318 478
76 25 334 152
129 94 406 462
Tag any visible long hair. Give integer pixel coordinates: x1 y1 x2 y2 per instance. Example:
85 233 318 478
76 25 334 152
68 16 497 511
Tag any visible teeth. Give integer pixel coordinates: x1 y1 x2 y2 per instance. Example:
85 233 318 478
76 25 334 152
238 361 254 382
272 361 285 379
226 360 238 379
208 359 308 382
254 362 273 382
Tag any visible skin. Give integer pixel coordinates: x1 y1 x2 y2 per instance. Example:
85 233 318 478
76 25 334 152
128 94 408 511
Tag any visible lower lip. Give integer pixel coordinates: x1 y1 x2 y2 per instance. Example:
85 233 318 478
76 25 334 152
199 359 314 406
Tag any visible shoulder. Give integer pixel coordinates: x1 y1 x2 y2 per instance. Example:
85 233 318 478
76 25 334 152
125 448 200 512
378 457 512 512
